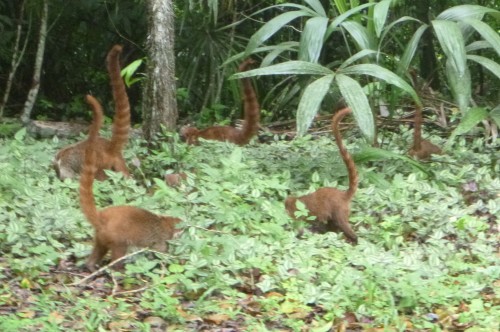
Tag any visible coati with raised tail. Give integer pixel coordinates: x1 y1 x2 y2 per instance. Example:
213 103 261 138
285 108 358 244
53 44 130 180
79 94 181 271
181 59 260 145
409 106 442 160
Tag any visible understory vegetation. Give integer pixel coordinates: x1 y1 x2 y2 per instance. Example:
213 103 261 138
0 126 498 331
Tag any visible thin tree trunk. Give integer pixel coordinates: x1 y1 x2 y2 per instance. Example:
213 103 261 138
414 0 440 90
20 0 48 124
1 1 29 119
142 0 177 141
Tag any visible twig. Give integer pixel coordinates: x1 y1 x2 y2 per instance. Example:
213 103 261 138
69 248 148 286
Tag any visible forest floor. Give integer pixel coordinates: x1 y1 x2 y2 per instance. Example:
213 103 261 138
0 124 498 331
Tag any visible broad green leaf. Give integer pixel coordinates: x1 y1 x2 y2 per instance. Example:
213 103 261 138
432 20 468 76
445 59 471 114
231 61 333 79
296 75 335 136
462 18 500 56
339 64 420 105
437 5 499 21
373 0 391 38
245 11 313 56
354 146 428 173
335 74 375 141
326 3 375 38
447 107 489 147
467 55 500 81
299 17 329 63
341 21 375 51
466 40 494 52
339 49 378 70
397 24 428 75
490 106 500 127
305 0 326 16
225 42 299 66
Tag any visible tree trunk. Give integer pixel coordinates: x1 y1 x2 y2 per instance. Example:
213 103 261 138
414 0 440 90
20 0 48 124
0 0 29 119
142 0 177 141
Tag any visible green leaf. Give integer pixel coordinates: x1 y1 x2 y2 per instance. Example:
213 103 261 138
339 64 420 105
490 106 500 127
467 55 500 81
335 74 375 141
373 0 391 38
397 24 428 75
299 17 329 63
445 59 471 114
432 20 468 76
245 11 313 56
462 18 500 56
231 61 333 79
305 0 326 16
354 146 428 173
341 21 375 51
326 3 375 38
437 5 500 21
339 50 378 70
446 107 489 147
296 75 335 136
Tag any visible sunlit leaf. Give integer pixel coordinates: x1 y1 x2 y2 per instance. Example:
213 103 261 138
335 74 375 141
373 0 391 38
432 20 468 76
305 0 326 16
231 61 333 79
467 55 500 81
462 18 500 56
445 59 471 114
339 49 378 70
397 24 428 75
245 11 313 56
437 5 500 21
339 64 420 105
341 21 375 51
299 17 329 63
296 75 335 136
326 3 375 38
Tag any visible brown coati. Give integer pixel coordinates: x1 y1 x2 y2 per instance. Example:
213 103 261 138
180 59 260 145
285 107 358 243
53 44 130 180
79 94 180 271
409 106 442 160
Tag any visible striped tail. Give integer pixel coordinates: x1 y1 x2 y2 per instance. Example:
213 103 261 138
79 95 103 229
238 59 260 145
107 45 131 156
332 108 358 200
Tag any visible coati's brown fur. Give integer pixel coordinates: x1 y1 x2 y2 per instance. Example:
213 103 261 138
285 108 358 243
79 95 181 271
409 106 442 160
53 44 130 180
181 59 260 145
165 172 187 187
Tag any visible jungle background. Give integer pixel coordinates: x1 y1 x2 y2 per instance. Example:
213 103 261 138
0 0 499 331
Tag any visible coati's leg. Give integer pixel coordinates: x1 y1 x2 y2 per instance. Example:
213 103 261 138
86 240 109 271
110 245 128 270
112 158 130 176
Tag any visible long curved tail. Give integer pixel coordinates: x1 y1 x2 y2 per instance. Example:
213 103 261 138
238 59 260 145
79 95 103 229
332 108 358 200
107 44 130 155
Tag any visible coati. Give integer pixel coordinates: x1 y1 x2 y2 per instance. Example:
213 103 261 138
53 44 130 180
180 59 260 145
285 108 358 244
409 106 442 160
80 94 181 271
